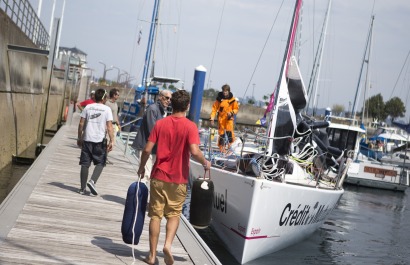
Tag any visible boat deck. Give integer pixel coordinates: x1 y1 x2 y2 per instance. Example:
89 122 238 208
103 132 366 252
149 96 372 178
0 110 220 265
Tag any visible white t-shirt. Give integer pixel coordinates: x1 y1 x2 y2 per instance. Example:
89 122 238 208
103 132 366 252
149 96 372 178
81 103 113 142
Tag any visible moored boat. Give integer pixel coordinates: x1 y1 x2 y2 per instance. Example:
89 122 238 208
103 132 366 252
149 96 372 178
326 118 409 191
189 0 347 263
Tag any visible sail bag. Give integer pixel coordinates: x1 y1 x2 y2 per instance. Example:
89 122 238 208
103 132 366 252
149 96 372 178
121 181 148 244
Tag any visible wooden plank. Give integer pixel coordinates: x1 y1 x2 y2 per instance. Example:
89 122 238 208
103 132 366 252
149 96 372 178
0 113 195 265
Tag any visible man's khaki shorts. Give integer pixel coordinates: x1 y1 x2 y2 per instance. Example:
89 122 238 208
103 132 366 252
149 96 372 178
148 178 187 220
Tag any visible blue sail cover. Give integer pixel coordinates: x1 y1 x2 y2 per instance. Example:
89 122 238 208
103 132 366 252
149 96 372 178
392 121 410 134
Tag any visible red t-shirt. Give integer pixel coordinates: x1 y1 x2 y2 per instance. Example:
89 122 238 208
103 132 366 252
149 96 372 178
148 116 200 184
80 99 95 107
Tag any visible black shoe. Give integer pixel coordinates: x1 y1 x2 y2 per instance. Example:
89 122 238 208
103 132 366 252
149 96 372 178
87 180 98 195
78 188 86 195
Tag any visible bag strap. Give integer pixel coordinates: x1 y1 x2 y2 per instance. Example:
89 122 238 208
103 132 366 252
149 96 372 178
203 169 211 180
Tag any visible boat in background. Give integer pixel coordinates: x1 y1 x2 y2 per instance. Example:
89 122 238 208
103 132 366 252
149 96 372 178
190 1 348 263
380 121 410 168
326 14 410 192
119 0 182 132
326 117 409 191
360 125 409 160
380 151 410 168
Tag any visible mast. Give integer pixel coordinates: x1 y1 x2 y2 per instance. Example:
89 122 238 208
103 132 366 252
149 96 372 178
361 15 374 124
266 0 303 156
137 0 161 103
273 0 302 107
149 2 163 81
351 15 374 121
306 0 332 116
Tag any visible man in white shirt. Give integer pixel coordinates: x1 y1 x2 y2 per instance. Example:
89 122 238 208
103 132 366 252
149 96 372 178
77 88 114 195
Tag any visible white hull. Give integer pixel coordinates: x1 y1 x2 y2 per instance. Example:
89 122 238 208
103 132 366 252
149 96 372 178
346 160 409 191
190 160 344 264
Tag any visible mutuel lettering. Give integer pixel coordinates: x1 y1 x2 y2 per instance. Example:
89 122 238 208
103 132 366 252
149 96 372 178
213 189 227 213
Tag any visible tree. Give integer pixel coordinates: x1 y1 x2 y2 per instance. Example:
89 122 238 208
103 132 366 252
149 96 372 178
248 99 255 105
203 88 217 99
332 104 345 116
364 93 386 121
384 97 406 121
263 94 271 106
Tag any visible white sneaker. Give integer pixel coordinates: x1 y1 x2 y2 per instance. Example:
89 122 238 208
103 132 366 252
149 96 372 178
87 180 98 195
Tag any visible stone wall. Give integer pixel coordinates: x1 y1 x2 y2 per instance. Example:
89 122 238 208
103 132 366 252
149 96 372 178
0 10 67 170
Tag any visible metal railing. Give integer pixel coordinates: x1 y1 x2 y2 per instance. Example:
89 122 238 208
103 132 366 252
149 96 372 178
0 0 49 49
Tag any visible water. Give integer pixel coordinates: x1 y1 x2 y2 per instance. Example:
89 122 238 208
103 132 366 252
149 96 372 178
0 163 30 203
184 184 410 265
3 140 410 264
0 135 52 204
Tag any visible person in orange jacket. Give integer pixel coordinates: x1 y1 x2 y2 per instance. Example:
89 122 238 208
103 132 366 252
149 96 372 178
210 84 239 152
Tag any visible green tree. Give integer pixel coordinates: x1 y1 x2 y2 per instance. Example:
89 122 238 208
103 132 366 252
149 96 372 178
332 104 345 116
203 88 217 99
364 93 386 121
248 99 255 105
384 97 406 121
263 94 271 106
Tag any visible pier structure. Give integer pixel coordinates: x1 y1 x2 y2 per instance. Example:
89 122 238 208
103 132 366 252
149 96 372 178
0 110 220 265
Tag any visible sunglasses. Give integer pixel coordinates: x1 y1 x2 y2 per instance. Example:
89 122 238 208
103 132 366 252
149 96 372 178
162 95 171 100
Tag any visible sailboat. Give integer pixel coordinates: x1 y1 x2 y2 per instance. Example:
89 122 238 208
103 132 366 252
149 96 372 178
328 16 410 191
120 0 181 131
189 0 348 263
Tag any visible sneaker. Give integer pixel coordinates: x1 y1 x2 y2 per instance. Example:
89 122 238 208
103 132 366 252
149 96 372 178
78 188 86 195
87 180 98 195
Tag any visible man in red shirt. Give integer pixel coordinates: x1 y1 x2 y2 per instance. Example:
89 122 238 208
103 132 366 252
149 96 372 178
138 90 210 265
76 90 95 112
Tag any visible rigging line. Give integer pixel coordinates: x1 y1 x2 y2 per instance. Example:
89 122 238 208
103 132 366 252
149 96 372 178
128 1 146 75
173 0 182 78
240 0 286 100
389 49 410 99
206 0 227 90
129 0 148 77
312 0 315 65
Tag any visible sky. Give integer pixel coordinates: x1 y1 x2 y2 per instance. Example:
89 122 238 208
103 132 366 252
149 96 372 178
29 0 410 119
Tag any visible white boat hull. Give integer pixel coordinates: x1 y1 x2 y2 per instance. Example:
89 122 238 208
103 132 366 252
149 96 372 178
346 160 409 191
190 160 344 264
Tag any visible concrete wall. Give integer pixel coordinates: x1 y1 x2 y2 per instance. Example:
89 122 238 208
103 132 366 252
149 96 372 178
0 10 68 170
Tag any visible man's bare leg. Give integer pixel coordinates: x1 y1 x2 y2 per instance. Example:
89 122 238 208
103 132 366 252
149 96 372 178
144 218 161 265
163 216 180 265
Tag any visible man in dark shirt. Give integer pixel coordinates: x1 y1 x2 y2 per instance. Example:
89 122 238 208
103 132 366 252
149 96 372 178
131 89 172 179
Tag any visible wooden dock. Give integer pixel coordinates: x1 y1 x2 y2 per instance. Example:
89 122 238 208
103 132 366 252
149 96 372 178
0 110 220 265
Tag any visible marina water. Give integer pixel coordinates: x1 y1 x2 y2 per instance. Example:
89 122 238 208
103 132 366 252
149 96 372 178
184 184 410 265
2 164 409 264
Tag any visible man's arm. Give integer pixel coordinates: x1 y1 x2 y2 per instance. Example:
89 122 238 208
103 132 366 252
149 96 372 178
115 115 121 132
145 108 157 133
190 143 211 170
76 100 86 112
210 100 219 126
106 121 114 152
137 141 155 177
77 117 85 147
116 104 121 131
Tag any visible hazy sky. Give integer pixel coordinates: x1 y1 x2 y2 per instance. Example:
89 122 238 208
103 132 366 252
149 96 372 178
29 0 410 118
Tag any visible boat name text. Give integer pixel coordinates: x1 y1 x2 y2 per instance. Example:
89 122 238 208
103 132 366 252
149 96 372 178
279 202 336 226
